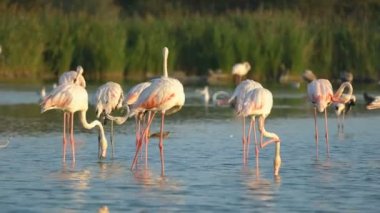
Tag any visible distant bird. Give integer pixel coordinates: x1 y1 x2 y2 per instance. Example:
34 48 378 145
238 87 281 176
197 86 210 107
229 79 263 164
129 47 185 176
305 70 353 157
363 92 380 110
212 90 230 106
339 71 354 83
94 81 124 157
40 84 108 162
232 62 251 84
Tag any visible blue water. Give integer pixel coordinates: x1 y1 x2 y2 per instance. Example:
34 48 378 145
0 83 380 212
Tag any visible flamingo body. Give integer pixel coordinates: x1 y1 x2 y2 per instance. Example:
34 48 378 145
125 82 152 106
307 79 333 112
130 77 185 116
95 82 124 118
58 66 86 88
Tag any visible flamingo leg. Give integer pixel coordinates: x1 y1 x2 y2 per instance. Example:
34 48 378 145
324 109 330 156
314 107 319 158
242 117 246 164
62 112 67 162
159 112 166 176
342 111 346 132
245 117 253 164
131 112 155 170
253 117 258 158
258 116 279 148
145 111 152 166
111 119 114 159
70 112 75 163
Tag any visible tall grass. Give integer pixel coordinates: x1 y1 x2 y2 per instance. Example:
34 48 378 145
0 5 379 83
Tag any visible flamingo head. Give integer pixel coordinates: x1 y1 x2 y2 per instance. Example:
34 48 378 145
333 103 345 116
76 65 84 75
98 136 108 160
274 150 282 176
244 62 251 71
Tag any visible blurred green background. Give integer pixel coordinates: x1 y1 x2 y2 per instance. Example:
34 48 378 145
0 0 379 84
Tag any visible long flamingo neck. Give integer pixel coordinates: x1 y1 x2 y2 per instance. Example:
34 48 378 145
333 82 353 103
79 110 106 140
274 141 281 176
262 127 280 141
163 47 169 77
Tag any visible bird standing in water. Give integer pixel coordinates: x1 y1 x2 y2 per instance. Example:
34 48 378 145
238 87 281 176
41 84 108 162
95 81 124 158
304 70 353 157
128 47 185 176
229 79 263 164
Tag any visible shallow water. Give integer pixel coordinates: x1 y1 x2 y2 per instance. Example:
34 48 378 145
1 83 380 212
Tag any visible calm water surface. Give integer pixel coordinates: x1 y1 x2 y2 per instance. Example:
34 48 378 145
0 83 380 212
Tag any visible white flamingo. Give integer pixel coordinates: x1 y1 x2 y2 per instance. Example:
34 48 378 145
229 79 263 163
95 81 124 157
238 87 281 176
41 84 108 162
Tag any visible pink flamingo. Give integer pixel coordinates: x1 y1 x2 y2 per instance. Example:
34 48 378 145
106 81 153 164
232 62 251 84
46 66 86 161
238 87 281 176
229 79 263 163
95 81 124 157
41 84 108 162
129 47 185 176
305 70 353 157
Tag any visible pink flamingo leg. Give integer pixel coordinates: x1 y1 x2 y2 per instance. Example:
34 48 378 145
253 117 259 158
324 109 330 156
314 108 319 158
145 111 153 165
70 112 76 162
159 112 166 176
245 117 253 164
242 118 246 164
131 112 155 170
62 112 67 162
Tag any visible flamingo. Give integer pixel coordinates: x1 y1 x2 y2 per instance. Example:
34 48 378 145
238 87 281 176
40 84 108 162
46 66 86 161
196 86 210 107
106 81 155 165
94 81 124 157
212 90 230 106
333 94 356 132
364 92 380 110
229 79 263 163
232 62 251 84
305 70 353 157
129 47 185 176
